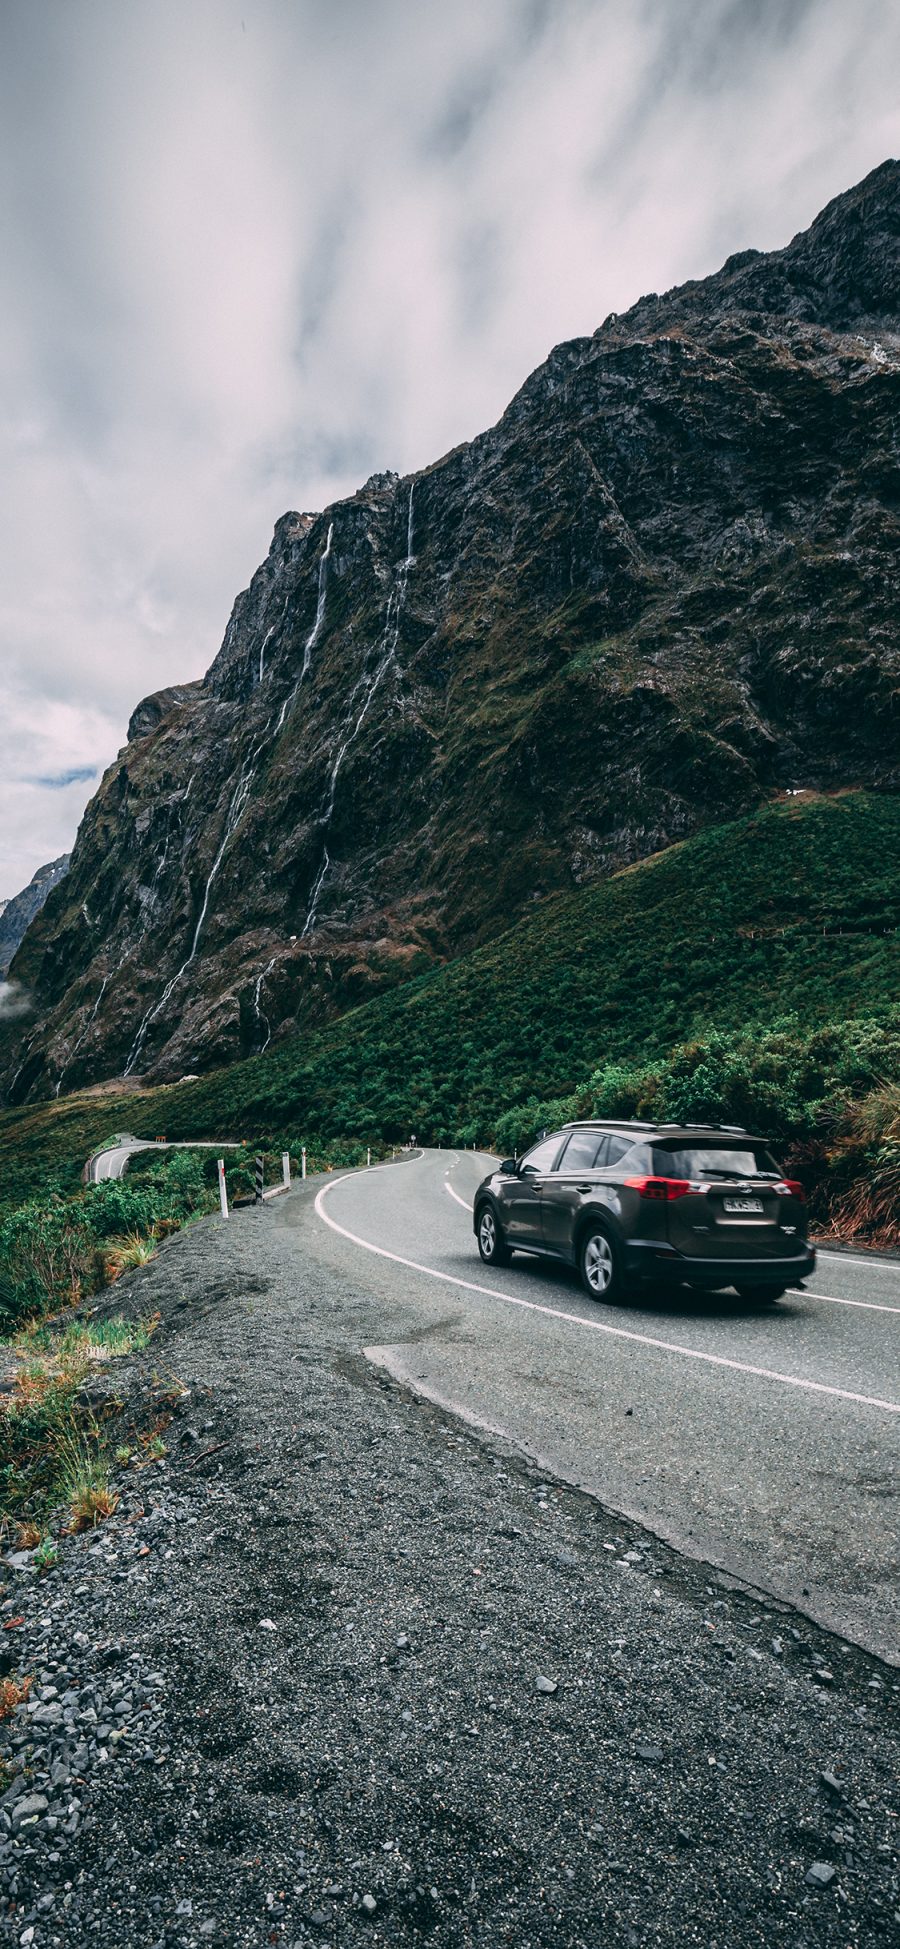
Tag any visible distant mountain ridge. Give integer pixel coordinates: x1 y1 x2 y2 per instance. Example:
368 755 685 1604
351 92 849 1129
5 160 900 1102
0 857 69 977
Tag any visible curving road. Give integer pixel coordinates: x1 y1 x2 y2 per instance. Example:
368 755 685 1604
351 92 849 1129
87 1137 241 1182
295 1146 899 1660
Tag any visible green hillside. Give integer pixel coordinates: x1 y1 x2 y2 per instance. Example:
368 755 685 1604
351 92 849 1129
1 792 898 1235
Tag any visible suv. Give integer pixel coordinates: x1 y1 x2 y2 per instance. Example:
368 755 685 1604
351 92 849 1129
473 1120 815 1304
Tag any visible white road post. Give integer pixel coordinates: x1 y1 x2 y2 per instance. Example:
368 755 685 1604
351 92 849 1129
217 1158 229 1219
301 1146 307 1180
282 1150 291 1187
367 1147 371 1167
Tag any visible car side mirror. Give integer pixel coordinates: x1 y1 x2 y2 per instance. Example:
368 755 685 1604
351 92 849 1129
500 1158 518 1175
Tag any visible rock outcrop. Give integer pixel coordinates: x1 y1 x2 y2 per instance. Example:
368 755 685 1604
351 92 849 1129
0 857 70 977
7 162 900 1100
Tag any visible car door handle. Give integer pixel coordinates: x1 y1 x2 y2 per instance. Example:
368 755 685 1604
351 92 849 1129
576 1183 593 1193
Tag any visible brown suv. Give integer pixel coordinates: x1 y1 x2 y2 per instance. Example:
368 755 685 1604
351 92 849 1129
473 1120 815 1304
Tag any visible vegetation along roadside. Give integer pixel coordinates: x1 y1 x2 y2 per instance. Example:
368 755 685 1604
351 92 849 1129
1 792 898 1247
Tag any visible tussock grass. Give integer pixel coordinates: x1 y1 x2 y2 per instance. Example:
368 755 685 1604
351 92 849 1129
0 1676 32 1721
55 1426 118 1531
102 1229 160 1281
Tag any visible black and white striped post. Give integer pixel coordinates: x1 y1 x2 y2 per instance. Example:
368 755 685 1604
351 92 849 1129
254 1155 265 1205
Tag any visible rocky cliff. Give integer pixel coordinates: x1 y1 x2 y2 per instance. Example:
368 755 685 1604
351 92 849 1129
0 857 70 977
7 161 900 1101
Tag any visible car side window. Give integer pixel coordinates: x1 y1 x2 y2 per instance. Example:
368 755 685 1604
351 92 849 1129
605 1135 631 1168
556 1130 605 1172
519 1134 565 1174
619 1143 652 1172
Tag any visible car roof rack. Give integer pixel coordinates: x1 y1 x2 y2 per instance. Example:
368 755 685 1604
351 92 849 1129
561 1118 654 1130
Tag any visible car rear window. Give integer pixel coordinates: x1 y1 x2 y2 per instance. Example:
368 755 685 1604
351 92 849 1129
651 1144 781 1179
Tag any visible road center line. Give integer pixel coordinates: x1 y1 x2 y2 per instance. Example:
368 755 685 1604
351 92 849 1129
444 1186 899 1314
316 1172 900 1415
445 1182 474 1213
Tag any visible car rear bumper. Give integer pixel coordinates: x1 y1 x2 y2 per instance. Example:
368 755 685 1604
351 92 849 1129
624 1240 816 1288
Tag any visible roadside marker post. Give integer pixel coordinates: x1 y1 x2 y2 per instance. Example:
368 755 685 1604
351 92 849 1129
254 1155 264 1205
282 1151 291 1187
217 1159 229 1218
301 1146 307 1180
367 1148 371 1167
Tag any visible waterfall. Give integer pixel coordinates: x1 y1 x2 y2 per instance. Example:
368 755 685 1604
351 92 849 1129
302 847 331 938
251 953 278 1054
258 624 276 685
258 594 291 685
301 485 415 938
274 521 334 734
301 522 334 679
54 973 110 1098
123 751 259 1077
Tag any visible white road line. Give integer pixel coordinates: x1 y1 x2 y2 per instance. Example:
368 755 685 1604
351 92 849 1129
315 1173 900 1416
445 1183 474 1213
802 1289 900 1316
815 1248 900 1275
443 1186 898 1316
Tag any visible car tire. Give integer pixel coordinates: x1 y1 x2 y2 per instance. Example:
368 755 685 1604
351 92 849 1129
476 1204 511 1267
579 1224 625 1304
735 1283 786 1305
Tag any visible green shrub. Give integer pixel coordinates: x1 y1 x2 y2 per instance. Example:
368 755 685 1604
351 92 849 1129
0 1199 97 1331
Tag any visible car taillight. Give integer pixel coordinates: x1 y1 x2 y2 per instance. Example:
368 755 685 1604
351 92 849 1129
777 1178 806 1203
624 1175 694 1202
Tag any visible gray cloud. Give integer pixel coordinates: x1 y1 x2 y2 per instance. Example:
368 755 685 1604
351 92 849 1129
0 983 32 1022
1 0 899 897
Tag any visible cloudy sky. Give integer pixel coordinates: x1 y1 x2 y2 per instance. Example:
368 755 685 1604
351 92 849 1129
2 0 898 898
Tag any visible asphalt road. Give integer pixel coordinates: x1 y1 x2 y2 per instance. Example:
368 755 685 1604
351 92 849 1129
306 1148 899 1661
87 1137 240 1181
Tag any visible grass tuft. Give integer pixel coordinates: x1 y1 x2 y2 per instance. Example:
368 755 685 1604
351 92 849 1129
56 1426 118 1532
102 1231 159 1282
0 1675 32 1721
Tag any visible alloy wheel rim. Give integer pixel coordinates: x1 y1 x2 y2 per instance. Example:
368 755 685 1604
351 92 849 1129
584 1234 613 1293
479 1212 496 1254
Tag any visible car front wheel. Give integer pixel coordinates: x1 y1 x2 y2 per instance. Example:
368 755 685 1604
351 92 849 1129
477 1205 511 1267
580 1226 624 1304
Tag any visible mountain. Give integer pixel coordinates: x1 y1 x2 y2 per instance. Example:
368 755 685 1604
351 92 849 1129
0 856 70 977
6 161 900 1103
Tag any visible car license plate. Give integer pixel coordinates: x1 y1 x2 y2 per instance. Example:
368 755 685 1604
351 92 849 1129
723 1196 764 1214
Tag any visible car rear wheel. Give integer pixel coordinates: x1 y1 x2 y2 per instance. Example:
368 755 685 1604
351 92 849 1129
477 1205 511 1267
580 1226 624 1304
735 1283 786 1304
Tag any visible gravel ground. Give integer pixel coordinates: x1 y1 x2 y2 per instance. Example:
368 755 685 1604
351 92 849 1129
1 1180 898 1949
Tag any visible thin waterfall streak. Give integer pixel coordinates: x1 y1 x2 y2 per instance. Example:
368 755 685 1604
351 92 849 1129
258 595 290 686
300 494 413 942
302 848 330 938
187 760 255 963
273 523 334 734
251 954 278 1053
302 516 413 938
55 974 110 1097
258 625 276 684
123 753 260 1076
301 522 334 679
